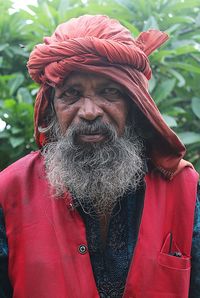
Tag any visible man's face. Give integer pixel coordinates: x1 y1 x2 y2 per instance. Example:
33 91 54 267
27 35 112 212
54 72 128 142
44 73 144 214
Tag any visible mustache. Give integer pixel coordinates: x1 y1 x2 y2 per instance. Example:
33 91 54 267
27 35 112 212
65 119 117 141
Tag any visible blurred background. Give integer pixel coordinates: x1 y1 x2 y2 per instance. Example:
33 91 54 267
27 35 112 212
0 0 200 171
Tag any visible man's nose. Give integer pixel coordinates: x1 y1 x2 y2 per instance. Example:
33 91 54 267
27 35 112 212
78 97 103 121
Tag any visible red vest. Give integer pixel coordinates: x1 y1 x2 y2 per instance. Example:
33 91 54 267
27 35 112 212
0 151 198 298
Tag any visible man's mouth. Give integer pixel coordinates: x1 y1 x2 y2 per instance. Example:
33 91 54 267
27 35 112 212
78 133 106 143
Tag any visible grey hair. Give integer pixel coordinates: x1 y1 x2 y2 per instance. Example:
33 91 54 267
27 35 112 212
38 116 57 134
42 120 145 216
38 88 57 134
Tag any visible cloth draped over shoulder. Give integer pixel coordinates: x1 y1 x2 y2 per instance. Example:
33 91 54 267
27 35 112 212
27 14 189 179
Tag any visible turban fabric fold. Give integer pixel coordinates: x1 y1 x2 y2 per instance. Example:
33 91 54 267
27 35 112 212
27 15 187 179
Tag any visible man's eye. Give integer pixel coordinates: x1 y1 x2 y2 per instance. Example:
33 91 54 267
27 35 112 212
60 88 81 104
103 88 121 95
63 88 80 98
101 87 123 100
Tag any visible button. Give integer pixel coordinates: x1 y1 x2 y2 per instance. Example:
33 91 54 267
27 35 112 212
78 244 87 254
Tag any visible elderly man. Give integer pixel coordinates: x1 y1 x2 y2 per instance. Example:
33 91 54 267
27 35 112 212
0 15 199 298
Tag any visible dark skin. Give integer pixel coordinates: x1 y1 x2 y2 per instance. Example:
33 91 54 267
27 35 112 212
54 71 129 245
54 72 128 140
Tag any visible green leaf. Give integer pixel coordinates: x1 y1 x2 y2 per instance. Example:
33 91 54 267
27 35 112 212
143 16 159 30
8 73 24 95
168 69 185 87
178 132 200 145
121 20 139 36
0 130 10 139
191 97 200 119
58 0 71 18
30 87 39 96
196 13 200 26
164 0 200 13
195 159 200 174
173 44 199 56
153 79 176 104
170 107 186 116
11 127 22 134
4 99 16 109
17 87 33 104
149 75 156 93
169 62 200 74
0 43 9 51
162 114 177 127
152 49 176 62
10 136 25 148
11 46 29 58
165 24 180 35
166 16 195 25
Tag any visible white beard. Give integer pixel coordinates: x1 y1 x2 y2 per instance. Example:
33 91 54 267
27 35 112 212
42 121 145 216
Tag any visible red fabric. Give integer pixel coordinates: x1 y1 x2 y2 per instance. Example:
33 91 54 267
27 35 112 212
0 151 198 298
124 168 198 298
27 15 186 176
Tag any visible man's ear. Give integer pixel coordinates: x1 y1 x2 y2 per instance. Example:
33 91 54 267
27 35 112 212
38 88 56 134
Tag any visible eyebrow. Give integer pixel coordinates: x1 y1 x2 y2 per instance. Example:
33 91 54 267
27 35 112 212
63 81 123 90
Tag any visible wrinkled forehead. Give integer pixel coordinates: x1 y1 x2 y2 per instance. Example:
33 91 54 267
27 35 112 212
55 71 126 91
65 71 118 84
57 71 123 88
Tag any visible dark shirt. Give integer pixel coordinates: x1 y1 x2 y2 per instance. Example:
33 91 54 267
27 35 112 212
0 209 13 298
78 186 145 297
0 185 199 298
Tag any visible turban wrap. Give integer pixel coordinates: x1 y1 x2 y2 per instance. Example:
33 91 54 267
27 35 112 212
27 14 187 179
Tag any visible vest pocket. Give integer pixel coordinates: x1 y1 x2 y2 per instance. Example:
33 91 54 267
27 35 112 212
158 252 191 270
148 233 191 297
158 232 191 270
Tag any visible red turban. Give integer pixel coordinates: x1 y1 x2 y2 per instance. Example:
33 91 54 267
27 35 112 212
27 14 187 178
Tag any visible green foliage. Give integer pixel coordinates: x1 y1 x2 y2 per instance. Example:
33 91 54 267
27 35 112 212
0 0 200 172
